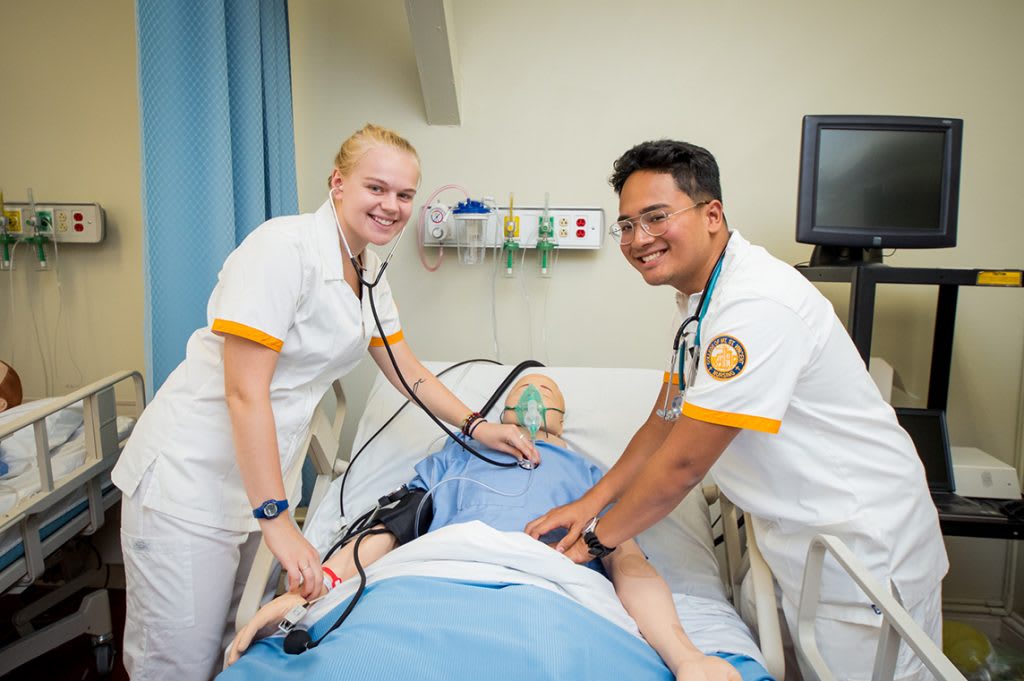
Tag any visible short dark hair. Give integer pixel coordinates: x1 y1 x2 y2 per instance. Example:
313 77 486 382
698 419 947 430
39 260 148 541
609 139 722 203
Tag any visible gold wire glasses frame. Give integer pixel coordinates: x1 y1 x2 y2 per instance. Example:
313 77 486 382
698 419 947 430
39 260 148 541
609 201 709 244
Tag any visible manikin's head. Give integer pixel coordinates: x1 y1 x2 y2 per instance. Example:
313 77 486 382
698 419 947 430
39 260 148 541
0 361 23 412
609 139 730 295
327 123 421 256
500 373 566 439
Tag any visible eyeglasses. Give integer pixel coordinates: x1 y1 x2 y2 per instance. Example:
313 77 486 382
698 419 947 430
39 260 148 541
609 201 709 245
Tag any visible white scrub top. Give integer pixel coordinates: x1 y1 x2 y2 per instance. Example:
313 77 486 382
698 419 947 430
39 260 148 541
677 231 948 623
112 200 402 532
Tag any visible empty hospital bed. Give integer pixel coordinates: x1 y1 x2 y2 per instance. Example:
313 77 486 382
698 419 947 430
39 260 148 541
233 362 965 681
0 370 145 676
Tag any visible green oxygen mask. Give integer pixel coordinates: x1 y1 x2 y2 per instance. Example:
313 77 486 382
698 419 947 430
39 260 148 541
503 384 565 440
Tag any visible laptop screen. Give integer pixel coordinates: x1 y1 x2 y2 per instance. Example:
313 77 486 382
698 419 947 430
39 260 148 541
894 407 955 493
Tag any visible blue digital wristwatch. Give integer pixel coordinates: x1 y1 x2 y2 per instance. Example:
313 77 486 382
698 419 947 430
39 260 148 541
252 498 289 520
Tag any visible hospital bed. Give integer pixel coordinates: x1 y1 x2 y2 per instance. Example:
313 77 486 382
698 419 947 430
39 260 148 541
234 362 965 681
0 370 145 676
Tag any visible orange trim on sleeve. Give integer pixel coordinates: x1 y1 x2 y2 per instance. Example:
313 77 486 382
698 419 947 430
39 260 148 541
369 329 404 347
211 319 284 352
663 372 680 386
682 402 781 434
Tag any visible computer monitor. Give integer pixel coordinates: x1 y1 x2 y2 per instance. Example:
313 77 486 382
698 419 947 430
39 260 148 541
796 115 963 266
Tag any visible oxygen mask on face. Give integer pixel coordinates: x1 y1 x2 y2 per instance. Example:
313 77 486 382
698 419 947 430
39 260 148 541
503 384 564 441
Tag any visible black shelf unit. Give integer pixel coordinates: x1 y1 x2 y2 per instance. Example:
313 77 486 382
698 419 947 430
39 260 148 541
797 264 1023 539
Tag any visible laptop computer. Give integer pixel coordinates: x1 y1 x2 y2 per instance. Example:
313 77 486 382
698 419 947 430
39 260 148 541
894 407 1007 519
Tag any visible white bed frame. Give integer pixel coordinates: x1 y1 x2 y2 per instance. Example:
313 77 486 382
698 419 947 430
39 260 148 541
236 372 967 681
0 370 145 676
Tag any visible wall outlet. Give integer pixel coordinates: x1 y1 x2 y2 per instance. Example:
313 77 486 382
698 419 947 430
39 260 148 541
4 202 104 243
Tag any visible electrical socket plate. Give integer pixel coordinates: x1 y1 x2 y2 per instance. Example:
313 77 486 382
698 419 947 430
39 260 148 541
3 202 105 243
423 206 604 250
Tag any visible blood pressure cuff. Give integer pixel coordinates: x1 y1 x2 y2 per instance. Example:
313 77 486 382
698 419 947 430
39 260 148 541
377 487 433 545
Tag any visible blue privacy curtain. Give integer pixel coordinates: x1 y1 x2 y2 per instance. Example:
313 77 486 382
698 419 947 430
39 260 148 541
136 0 297 390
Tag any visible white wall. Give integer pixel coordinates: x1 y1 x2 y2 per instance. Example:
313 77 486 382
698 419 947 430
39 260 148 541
289 0 1024 609
0 0 144 402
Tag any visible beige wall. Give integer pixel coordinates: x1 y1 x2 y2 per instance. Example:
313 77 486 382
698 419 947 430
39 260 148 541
2 0 1022 613
0 0 144 401
289 0 1024 609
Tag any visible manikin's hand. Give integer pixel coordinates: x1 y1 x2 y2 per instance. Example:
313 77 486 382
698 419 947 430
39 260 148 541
674 654 743 681
225 591 306 666
261 518 323 599
524 495 605 555
561 536 594 565
471 421 541 467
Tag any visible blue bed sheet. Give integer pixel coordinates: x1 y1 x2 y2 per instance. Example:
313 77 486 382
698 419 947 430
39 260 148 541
220 576 772 681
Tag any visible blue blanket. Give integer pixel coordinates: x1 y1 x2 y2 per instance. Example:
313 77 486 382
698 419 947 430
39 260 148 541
220 576 772 680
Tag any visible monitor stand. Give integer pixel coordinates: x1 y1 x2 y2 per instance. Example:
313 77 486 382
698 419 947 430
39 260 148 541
809 246 883 267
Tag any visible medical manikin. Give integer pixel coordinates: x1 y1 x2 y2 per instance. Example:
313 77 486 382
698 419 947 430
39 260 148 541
224 373 771 681
0 360 23 413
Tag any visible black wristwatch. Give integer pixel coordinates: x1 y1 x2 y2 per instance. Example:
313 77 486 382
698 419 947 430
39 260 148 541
582 516 616 558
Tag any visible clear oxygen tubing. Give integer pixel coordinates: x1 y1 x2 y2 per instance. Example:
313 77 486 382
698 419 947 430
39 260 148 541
416 184 469 272
14 238 54 396
6 241 17 365
329 194 517 470
47 228 83 391
517 256 534 360
412 460 536 539
491 216 502 361
540 248 560 365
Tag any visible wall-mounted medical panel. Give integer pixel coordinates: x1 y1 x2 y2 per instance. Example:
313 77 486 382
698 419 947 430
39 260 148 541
2 202 105 243
423 206 604 250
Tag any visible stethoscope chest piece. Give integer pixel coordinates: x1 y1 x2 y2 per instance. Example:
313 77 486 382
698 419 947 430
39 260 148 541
656 394 684 422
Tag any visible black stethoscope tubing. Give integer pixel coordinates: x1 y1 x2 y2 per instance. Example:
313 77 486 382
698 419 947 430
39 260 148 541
329 194 517 469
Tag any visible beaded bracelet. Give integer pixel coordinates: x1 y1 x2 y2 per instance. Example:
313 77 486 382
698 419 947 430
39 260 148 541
461 411 483 436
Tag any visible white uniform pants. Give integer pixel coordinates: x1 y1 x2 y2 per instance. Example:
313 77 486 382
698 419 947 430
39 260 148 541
120 471 260 681
741 572 942 681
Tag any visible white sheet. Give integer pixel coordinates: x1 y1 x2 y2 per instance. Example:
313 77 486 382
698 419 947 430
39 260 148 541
300 522 764 662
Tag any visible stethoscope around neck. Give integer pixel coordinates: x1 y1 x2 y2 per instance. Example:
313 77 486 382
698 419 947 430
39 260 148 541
328 190 406 290
327 191 521 469
658 240 730 421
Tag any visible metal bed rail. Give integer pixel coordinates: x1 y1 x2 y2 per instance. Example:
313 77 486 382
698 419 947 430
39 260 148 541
798 534 966 681
0 370 145 589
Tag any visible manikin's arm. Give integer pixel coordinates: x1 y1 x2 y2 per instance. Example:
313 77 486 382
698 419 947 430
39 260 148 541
603 541 740 681
369 340 539 465
226 525 397 665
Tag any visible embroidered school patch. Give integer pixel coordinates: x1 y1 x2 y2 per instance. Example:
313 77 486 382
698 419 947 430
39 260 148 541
704 335 747 380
